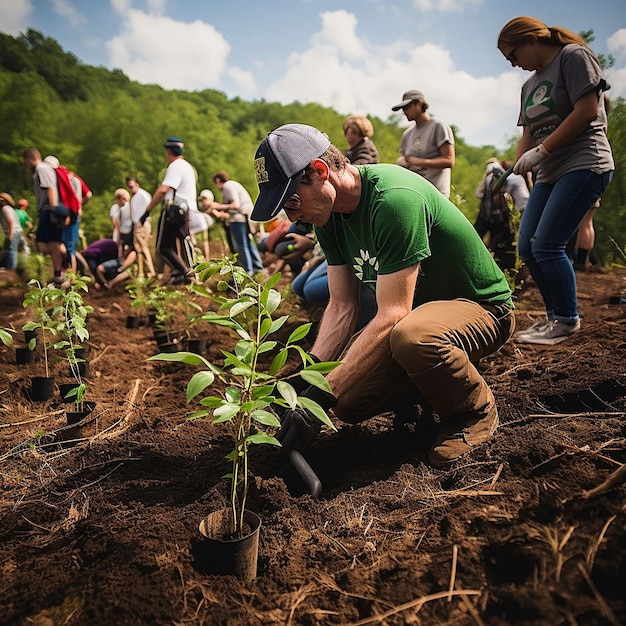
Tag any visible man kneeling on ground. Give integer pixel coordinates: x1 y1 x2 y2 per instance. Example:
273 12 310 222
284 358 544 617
250 124 515 468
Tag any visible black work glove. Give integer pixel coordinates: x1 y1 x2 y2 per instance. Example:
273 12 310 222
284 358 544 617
139 211 150 225
276 385 337 454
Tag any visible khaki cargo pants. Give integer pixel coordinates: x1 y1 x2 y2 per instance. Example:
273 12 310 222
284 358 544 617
334 299 514 425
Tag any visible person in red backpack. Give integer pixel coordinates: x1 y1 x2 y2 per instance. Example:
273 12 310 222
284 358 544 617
22 147 69 283
43 155 91 272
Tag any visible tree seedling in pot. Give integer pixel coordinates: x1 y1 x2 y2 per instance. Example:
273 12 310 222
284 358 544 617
149 256 340 533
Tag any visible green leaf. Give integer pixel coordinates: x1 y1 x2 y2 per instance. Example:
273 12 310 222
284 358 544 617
199 396 225 408
268 315 289 335
259 317 272 339
251 410 281 427
269 348 289 376
187 371 215 401
247 432 280 446
299 397 337 430
148 352 210 367
265 289 281 313
258 340 277 355
213 403 240 422
225 386 241 403
234 339 255 363
251 385 275 400
265 272 282 291
199 313 238 329
304 361 342 373
188 410 210 420
230 300 255 317
286 323 312 345
300 370 333 393
0 328 14 346
277 380 297 409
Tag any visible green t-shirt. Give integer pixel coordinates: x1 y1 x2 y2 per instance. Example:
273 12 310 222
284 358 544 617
315 164 512 307
16 209 30 230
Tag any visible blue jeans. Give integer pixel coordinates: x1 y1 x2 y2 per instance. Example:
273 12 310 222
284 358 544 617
1 232 20 269
230 222 263 274
518 170 612 321
62 215 80 256
292 260 329 307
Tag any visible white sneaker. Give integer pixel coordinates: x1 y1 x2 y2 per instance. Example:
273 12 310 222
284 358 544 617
513 317 551 340
514 319 580 345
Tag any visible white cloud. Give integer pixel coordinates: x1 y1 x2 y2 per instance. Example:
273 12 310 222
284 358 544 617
51 0 86 28
603 29 626 106
316 10 367 61
106 8 231 90
607 27 626 56
0 0 32 35
411 0 482 12
264 15 524 147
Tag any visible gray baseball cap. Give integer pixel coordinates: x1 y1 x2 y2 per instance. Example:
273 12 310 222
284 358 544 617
251 124 331 222
391 89 425 111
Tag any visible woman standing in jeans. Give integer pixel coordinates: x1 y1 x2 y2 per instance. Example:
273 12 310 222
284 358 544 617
498 16 614 345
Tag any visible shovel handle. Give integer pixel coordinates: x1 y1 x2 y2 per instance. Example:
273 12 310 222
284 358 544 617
289 449 322 499
492 165 514 193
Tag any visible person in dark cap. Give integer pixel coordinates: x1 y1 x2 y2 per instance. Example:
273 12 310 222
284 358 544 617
392 89 455 198
139 136 198 284
250 123 514 469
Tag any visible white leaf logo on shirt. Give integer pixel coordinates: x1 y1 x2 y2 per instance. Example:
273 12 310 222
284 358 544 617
353 249 378 282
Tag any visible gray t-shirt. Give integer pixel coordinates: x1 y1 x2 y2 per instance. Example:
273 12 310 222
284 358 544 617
518 43 614 184
33 161 58 210
221 180 254 225
399 118 454 197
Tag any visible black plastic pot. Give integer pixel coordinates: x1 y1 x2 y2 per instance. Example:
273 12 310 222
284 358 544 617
66 400 96 425
186 338 206 354
16 347 36 365
29 376 55 401
194 509 261 581
126 315 140 329
159 342 179 354
24 329 38 347
58 382 81 403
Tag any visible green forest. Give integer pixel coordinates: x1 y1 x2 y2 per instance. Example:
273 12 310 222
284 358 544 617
1 29 624 262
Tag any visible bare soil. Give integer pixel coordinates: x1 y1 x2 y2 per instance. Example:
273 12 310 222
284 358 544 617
1 264 625 626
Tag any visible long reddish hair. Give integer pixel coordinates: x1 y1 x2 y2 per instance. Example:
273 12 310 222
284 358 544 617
498 16 587 49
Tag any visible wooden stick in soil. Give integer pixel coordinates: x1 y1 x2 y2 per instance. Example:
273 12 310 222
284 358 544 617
344 589 481 625
527 411 625 420
447 544 458 602
582 462 626 498
577 562 622 626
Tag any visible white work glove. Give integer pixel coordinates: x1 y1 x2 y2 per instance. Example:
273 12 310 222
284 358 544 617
513 144 550 176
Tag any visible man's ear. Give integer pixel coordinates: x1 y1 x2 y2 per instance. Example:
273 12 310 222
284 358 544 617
310 159 330 181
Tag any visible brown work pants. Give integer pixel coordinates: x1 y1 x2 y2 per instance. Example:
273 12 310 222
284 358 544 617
334 299 514 425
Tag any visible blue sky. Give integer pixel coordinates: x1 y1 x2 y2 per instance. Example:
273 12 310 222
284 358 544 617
2 0 625 149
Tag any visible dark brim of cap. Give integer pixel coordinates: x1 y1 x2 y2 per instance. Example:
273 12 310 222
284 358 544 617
391 99 414 111
251 171 303 222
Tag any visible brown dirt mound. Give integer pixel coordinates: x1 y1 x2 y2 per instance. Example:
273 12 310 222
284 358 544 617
1 267 625 625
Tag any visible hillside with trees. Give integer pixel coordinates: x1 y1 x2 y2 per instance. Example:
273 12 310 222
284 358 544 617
0 28 624 261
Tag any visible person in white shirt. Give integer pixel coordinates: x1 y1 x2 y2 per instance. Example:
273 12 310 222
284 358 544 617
126 176 156 278
209 170 264 275
139 137 197 284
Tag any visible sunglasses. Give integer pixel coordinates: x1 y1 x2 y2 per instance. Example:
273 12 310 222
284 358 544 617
506 45 519 63
283 193 301 213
